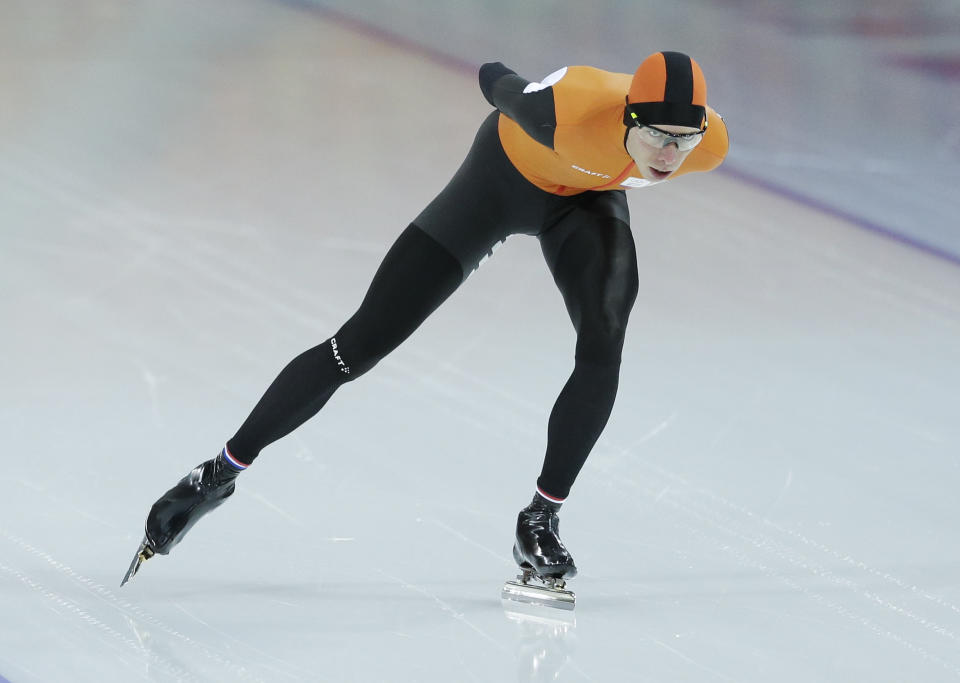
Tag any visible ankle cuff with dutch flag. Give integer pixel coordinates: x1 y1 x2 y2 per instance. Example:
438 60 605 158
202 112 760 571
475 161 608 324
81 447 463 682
536 487 565 504
220 445 250 472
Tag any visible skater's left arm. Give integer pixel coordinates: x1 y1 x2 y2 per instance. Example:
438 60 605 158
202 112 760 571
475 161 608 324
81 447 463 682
479 61 557 149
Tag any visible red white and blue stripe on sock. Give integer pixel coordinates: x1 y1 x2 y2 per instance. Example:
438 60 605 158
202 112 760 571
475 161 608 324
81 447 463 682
220 445 250 472
536 487 565 504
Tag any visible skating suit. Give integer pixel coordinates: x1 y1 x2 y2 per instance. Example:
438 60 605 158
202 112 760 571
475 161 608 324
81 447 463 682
229 62 729 501
414 63 729 276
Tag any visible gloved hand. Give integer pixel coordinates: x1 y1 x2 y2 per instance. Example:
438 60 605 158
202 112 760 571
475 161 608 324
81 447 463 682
479 61 517 107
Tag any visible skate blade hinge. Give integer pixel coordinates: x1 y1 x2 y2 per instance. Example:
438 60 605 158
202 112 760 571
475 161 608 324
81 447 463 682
501 577 576 610
120 538 155 587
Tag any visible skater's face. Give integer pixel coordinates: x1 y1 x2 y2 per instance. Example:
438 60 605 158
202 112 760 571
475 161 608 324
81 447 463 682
626 124 702 181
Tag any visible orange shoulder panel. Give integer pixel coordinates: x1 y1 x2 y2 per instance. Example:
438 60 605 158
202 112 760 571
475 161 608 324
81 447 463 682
552 67 632 123
498 66 635 195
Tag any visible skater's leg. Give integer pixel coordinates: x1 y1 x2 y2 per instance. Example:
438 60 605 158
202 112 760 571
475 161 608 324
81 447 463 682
127 112 543 581
226 113 543 464
536 199 639 500
226 224 463 463
506 197 636 583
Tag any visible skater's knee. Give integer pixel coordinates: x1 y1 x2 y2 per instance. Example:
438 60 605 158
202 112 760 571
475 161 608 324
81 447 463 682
324 334 381 382
573 272 637 364
575 309 630 363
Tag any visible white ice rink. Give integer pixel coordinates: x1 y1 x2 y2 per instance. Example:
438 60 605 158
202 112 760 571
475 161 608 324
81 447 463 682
2 2 960 682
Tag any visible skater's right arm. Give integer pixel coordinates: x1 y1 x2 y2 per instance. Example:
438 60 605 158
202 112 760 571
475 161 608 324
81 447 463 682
479 61 557 149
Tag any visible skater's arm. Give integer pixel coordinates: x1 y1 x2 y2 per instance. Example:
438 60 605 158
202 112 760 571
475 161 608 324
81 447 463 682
479 61 557 149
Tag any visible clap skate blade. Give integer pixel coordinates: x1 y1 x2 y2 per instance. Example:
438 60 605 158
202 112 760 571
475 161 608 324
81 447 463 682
502 567 576 610
120 537 155 586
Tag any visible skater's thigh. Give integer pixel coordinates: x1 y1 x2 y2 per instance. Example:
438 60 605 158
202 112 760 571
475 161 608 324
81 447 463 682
415 111 547 278
538 199 638 336
334 224 463 369
538 190 630 272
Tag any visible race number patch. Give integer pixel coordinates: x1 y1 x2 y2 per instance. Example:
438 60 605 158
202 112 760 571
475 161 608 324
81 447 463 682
620 177 659 188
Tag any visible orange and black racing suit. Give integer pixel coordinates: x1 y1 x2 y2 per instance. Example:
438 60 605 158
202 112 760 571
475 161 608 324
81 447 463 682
226 62 728 500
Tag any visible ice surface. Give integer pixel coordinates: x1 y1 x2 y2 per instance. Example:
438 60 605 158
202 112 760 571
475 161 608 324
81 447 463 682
1 2 959 682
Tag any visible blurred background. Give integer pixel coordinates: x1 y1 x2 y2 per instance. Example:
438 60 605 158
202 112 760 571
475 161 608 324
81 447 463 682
5 1 958 255
296 0 960 259
1 1 959 682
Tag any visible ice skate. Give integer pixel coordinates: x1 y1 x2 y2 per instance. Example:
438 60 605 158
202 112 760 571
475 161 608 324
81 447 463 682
501 494 577 610
121 452 242 586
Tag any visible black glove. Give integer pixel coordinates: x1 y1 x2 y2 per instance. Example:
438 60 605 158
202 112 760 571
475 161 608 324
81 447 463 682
479 62 517 107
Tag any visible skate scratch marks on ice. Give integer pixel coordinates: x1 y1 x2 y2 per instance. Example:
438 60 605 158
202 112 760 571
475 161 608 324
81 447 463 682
0 558 202 683
763 468 794 514
173 603 317 681
136 361 166 428
243 492 354 541
0 477 121 532
596 440 960 674
665 506 960 677
0 527 277 683
433 360 545 414
290 434 318 464
421 517 513 566
604 441 960 625
375 569 508 653
632 411 678 447
690 481 960 626
650 637 739 682
706 385 767 457
632 486 960 675
243 489 305 528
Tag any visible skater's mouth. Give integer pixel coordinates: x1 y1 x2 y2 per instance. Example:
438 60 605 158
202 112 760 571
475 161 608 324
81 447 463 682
648 166 673 180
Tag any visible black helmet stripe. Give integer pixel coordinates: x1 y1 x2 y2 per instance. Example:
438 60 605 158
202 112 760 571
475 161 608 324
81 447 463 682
661 51 695 104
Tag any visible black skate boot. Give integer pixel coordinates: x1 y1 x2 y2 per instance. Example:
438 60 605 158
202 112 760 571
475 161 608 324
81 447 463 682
121 453 241 586
513 494 577 579
502 494 577 610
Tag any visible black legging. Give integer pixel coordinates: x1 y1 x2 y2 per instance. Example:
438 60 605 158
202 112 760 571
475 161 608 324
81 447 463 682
227 112 639 500
226 225 463 467
537 213 638 498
